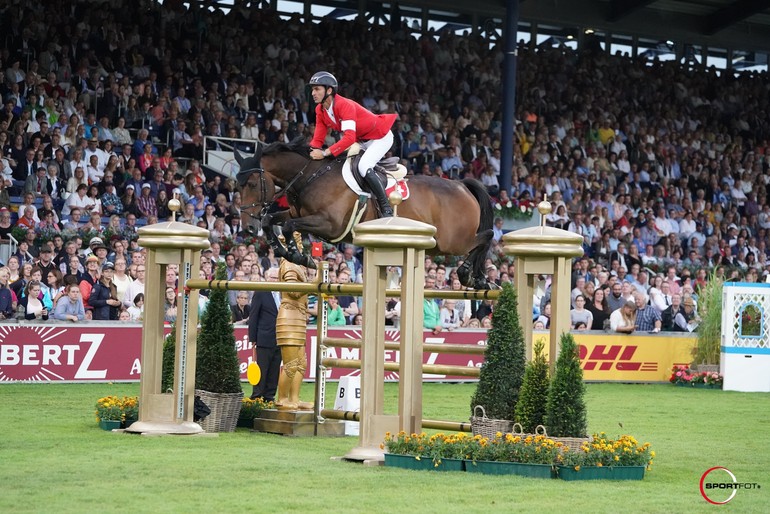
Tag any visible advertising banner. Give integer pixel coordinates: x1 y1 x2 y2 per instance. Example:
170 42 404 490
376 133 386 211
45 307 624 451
0 323 696 384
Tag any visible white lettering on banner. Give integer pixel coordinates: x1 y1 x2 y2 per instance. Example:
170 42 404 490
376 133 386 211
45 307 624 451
1 346 19 365
238 357 255 374
43 345 61 365
423 337 445 378
1 344 77 366
130 359 141 375
23 345 38 364
235 335 253 351
340 347 359 360
74 334 107 379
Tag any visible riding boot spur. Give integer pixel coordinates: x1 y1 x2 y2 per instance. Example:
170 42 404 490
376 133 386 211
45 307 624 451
363 168 393 217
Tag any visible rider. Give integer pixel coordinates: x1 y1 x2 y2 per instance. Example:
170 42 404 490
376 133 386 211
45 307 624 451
307 71 397 217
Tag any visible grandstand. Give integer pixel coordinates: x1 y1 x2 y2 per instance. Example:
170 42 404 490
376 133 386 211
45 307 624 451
1 0 769 324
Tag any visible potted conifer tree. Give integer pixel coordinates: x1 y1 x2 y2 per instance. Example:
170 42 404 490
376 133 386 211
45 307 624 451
195 261 243 432
514 338 550 433
470 282 526 437
545 332 587 439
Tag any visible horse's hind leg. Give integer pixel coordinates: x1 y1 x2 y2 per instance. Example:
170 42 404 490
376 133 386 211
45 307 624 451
459 228 495 289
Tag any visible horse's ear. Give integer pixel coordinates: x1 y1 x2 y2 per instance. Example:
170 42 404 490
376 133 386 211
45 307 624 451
233 148 245 166
254 142 263 162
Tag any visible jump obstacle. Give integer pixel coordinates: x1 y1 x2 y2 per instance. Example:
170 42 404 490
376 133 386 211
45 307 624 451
187 266 494 435
130 198 583 464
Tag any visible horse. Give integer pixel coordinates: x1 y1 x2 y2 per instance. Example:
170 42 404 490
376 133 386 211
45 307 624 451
235 138 494 289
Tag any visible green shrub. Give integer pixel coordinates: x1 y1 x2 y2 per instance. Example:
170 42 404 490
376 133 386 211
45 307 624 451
161 323 176 393
545 332 587 437
693 272 722 366
514 338 550 433
195 262 242 393
470 282 526 420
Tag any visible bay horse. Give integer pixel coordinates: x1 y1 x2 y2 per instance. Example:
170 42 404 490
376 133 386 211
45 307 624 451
235 138 494 289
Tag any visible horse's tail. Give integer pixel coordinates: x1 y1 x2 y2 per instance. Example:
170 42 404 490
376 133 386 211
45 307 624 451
459 178 495 289
462 178 494 233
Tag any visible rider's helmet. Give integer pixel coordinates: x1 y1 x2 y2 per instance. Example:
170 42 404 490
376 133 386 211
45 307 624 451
307 71 338 92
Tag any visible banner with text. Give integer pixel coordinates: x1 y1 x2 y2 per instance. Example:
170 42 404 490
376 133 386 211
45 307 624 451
0 324 696 383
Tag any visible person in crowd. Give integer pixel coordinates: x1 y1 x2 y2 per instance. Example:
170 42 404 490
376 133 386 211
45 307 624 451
90 262 121 321
610 300 637 334
163 286 177 323
439 299 461 331
326 296 347 326
634 291 662 333
661 293 684 331
0 267 15 320
53 283 85 322
19 280 49 321
78 255 101 310
231 291 251 325
674 296 700 332
126 292 144 321
570 294 593 330
248 267 281 402
587 286 610 330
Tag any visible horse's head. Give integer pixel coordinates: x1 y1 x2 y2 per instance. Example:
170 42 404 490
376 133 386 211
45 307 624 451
235 145 274 230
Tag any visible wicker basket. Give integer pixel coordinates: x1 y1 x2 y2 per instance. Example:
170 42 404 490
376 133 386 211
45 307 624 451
470 405 513 439
511 423 592 452
195 390 244 433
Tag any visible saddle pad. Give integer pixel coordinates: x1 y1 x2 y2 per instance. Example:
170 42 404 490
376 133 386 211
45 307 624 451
385 178 410 200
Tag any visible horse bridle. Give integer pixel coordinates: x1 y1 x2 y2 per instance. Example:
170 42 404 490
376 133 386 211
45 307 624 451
239 157 317 222
239 164 271 222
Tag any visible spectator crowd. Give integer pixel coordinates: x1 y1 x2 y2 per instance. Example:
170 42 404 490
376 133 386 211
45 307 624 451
0 0 769 329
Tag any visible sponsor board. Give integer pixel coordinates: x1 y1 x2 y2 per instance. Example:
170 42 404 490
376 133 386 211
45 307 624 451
0 324 696 383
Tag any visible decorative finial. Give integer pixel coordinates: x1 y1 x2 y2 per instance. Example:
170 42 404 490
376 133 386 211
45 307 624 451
538 193 552 228
168 192 182 222
388 190 403 217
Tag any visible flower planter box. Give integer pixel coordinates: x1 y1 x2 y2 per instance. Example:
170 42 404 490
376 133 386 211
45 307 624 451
692 383 721 389
466 460 554 478
236 417 255 428
384 454 464 472
556 465 645 481
673 382 721 389
99 419 122 431
122 418 138 429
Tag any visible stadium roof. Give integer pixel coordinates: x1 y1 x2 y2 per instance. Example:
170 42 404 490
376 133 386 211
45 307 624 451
317 0 770 54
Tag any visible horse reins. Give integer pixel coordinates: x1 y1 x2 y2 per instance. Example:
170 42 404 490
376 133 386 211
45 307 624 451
240 156 324 222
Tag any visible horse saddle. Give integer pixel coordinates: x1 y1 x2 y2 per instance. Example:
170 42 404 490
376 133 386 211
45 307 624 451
341 143 410 200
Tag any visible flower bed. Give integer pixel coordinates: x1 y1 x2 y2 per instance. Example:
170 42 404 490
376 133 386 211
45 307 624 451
669 365 723 388
95 396 139 429
382 430 654 480
237 397 273 428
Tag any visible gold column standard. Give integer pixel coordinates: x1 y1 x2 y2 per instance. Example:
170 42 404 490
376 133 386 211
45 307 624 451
126 219 210 434
343 208 436 465
502 200 584 372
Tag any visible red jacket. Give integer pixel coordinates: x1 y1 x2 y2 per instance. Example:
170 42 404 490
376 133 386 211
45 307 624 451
309 94 397 157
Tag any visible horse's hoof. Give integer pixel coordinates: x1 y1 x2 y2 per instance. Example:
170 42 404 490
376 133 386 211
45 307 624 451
474 278 491 290
305 257 317 269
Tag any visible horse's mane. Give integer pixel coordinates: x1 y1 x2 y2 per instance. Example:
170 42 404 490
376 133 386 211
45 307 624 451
262 137 310 158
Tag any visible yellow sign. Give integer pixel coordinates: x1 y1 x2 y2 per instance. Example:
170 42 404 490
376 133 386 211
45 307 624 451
532 333 697 382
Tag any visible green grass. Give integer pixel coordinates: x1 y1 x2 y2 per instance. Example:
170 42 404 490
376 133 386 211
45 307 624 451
0 382 768 513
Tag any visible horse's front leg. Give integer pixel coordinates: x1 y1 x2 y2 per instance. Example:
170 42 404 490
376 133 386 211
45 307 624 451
280 222 317 269
262 210 292 259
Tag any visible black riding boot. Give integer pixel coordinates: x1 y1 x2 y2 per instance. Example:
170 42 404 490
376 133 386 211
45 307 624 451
363 169 393 217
